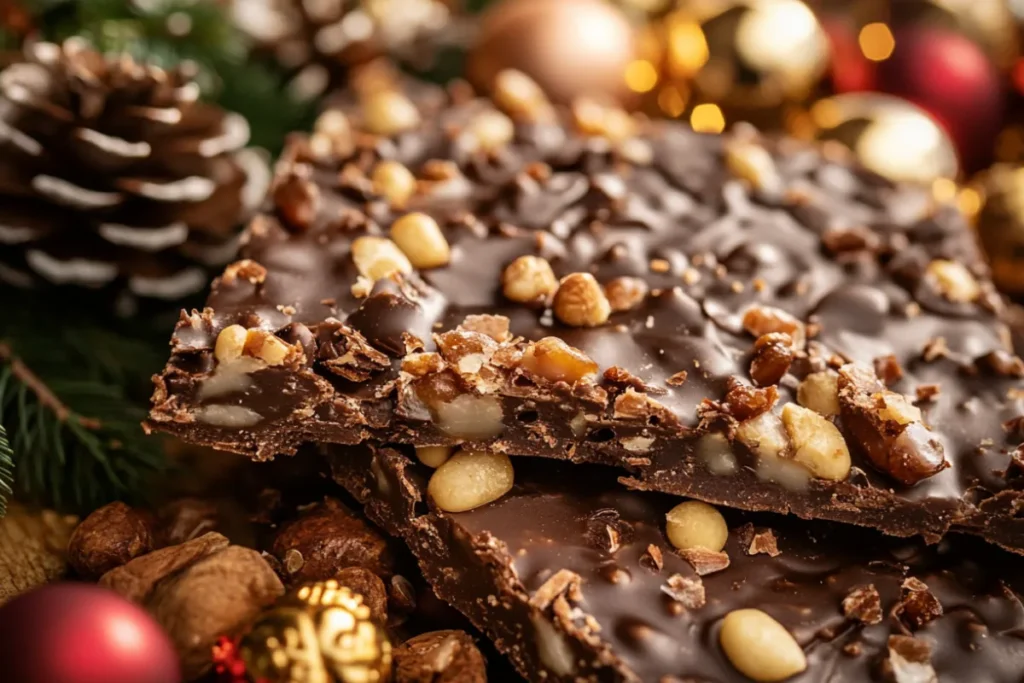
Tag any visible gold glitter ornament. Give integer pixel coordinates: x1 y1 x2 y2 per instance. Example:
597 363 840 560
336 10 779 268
239 580 392 683
795 92 959 185
971 165 1024 297
634 0 829 129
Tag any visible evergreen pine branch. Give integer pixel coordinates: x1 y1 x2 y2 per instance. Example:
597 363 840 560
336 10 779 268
0 424 13 516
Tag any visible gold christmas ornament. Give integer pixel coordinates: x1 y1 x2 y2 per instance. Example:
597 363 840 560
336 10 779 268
239 580 392 683
795 93 959 185
467 0 639 106
971 164 1024 297
635 0 829 129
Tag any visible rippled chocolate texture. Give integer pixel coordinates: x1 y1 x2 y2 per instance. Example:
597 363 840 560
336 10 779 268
331 446 1024 682
147 75 1024 551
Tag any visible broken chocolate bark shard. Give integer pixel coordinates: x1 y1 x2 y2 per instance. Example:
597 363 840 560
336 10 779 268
329 446 1024 683
147 77 1024 552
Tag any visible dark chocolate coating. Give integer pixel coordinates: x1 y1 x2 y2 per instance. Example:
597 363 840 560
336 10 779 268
148 81 1024 551
331 445 1024 683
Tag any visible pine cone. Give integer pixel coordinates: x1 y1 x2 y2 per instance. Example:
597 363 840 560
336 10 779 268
233 0 456 99
0 39 269 303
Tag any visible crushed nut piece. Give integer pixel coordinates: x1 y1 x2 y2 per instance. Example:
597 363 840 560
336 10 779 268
662 573 706 609
363 90 421 136
222 259 267 286
502 255 558 305
428 450 514 512
214 324 248 363
466 110 515 152
604 276 648 312
371 160 417 208
665 501 728 552
841 584 883 625
796 371 840 417
897 577 943 630
780 403 852 481
642 544 664 571
678 548 730 576
725 139 782 194
493 69 553 122
391 213 451 269
750 333 794 387
926 259 980 303
719 609 807 682
351 236 413 281
273 169 320 232
521 337 599 384
746 528 780 557
742 305 806 349
553 273 611 327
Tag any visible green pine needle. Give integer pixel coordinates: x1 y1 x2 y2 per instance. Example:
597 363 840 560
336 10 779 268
0 424 13 516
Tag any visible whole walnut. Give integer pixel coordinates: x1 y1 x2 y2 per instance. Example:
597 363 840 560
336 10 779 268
100 532 284 680
271 498 393 585
67 502 153 580
394 630 487 683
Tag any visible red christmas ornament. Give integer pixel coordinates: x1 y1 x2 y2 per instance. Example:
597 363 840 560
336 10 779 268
876 26 1004 171
0 583 181 683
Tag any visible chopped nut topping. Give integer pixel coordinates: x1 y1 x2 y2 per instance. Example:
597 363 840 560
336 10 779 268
427 450 514 513
885 635 936 683
371 160 417 208
215 325 297 367
502 255 558 305
781 403 852 481
466 110 515 152
351 236 413 281
750 333 794 387
214 324 248 363
415 445 452 468
725 139 782 194
571 98 636 142
604 276 648 312
925 259 980 303
553 273 611 327
678 547 730 576
493 69 553 122
841 584 883 625
362 90 421 136
719 609 807 682
873 354 904 387
273 169 320 232
666 371 688 386
736 411 791 462
390 213 451 269
838 364 948 485
742 305 806 349
665 501 728 552
642 544 664 571
402 352 445 377
896 577 943 630
796 371 840 417
745 528 780 557
460 314 512 343
521 337 598 384
662 573 706 610
221 259 267 286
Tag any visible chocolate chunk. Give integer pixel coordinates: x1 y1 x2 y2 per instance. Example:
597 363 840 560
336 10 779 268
331 447 1024 683
148 80 1024 553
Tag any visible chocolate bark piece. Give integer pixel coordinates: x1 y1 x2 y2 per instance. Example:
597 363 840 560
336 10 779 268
147 75 1024 551
329 446 1024 683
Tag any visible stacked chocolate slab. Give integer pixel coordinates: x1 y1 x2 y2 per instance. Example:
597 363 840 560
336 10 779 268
148 74 1024 681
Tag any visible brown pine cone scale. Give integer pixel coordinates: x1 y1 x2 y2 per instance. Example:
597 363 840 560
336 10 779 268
0 39 269 302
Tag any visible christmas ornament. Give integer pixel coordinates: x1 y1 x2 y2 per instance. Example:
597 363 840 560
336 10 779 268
971 164 1024 297
875 25 1003 172
238 579 392 683
0 39 269 305
467 0 638 106
233 0 455 99
0 582 181 683
635 0 830 130
796 92 958 184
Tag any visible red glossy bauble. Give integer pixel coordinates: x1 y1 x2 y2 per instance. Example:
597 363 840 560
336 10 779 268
877 26 1004 171
0 583 181 683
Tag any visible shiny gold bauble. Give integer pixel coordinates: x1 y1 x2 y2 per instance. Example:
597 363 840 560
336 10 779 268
637 0 829 129
239 580 392 683
971 165 1024 297
794 92 959 185
467 0 639 106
